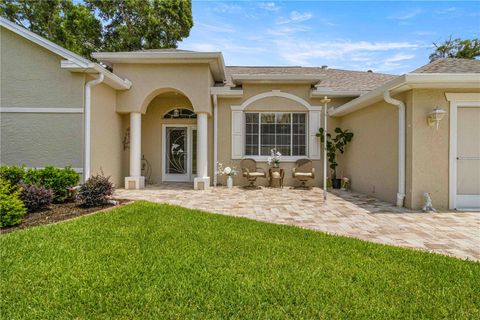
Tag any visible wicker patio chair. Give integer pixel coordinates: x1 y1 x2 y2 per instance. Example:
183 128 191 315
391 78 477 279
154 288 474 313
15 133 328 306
292 159 315 189
241 158 266 188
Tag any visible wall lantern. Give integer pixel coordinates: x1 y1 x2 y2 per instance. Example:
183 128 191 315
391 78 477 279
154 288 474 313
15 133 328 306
427 107 447 129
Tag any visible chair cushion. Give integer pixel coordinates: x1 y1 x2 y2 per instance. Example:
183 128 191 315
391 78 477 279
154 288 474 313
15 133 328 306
294 172 313 177
247 172 265 177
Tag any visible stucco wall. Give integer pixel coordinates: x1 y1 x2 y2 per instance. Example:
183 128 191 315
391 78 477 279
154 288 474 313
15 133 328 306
113 63 213 114
336 94 407 204
0 27 84 171
90 83 124 187
216 83 345 187
1 28 85 109
409 88 480 209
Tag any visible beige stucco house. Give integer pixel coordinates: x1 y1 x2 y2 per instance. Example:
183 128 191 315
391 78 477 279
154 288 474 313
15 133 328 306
1 17 479 210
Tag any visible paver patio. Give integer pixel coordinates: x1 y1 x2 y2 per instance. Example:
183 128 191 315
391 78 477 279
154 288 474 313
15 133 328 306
115 184 480 261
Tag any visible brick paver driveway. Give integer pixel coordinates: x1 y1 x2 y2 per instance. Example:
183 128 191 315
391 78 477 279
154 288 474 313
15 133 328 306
115 184 480 261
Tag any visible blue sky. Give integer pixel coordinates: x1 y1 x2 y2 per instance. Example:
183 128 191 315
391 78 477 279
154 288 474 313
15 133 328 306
179 1 480 74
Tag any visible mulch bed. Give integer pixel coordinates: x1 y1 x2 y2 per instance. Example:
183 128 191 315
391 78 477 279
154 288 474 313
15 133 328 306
1 199 130 234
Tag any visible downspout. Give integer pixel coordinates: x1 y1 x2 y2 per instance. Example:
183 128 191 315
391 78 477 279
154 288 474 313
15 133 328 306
383 90 406 207
213 94 218 187
84 73 104 182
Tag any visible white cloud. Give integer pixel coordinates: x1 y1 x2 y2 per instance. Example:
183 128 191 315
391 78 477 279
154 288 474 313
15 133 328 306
195 22 236 34
277 11 313 24
213 3 243 14
267 26 310 36
388 9 422 20
258 2 280 12
435 7 457 15
274 39 423 72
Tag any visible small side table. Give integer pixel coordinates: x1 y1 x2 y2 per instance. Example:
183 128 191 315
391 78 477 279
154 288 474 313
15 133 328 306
269 168 285 188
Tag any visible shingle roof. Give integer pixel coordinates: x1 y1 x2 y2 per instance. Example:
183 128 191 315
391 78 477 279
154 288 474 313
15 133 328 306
412 58 480 73
133 48 195 53
224 66 397 92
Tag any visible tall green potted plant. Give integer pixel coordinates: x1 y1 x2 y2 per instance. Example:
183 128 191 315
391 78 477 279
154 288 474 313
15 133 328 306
317 127 354 189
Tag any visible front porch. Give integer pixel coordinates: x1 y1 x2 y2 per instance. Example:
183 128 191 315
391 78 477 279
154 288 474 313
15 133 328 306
115 184 480 261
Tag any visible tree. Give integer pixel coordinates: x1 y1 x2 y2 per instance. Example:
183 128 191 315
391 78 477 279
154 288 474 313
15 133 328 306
429 37 480 62
85 0 193 52
0 0 193 57
0 0 102 58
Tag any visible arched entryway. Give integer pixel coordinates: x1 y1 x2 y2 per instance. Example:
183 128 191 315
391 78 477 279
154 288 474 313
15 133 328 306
142 90 197 184
124 88 210 190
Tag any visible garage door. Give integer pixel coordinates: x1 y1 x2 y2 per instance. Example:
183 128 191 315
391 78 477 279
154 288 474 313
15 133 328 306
456 105 480 210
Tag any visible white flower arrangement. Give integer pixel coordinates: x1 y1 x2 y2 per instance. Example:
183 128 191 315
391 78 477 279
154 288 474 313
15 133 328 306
217 162 238 177
267 148 282 167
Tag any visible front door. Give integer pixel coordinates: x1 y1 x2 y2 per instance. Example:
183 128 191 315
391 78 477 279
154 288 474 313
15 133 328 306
163 125 197 182
456 106 480 210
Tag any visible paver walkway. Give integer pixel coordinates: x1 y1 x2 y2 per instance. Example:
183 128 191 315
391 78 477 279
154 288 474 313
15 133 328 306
115 184 480 261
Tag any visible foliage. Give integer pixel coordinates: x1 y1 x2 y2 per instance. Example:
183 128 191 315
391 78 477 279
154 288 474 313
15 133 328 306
0 178 26 227
23 166 80 203
430 37 480 61
0 165 25 189
0 0 102 58
1 0 193 57
1 202 479 318
19 184 54 212
316 127 354 178
78 173 114 207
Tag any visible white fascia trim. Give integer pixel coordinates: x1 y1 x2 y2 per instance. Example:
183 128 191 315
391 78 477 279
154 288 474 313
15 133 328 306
310 89 363 98
0 107 83 113
210 87 244 98
445 92 480 102
91 51 227 82
61 60 132 90
330 73 480 117
231 74 326 85
235 90 319 111
1 17 89 68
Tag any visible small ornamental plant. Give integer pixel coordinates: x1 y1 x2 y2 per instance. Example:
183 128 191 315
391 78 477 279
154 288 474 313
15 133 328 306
267 148 281 168
0 178 27 227
217 163 238 177
19 184 54 212
78 173 114 207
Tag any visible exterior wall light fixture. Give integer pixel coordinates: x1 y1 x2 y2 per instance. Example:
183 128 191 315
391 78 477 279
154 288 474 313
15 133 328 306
427 107 447 129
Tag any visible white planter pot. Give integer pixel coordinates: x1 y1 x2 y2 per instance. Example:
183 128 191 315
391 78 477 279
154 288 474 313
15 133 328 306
227 176 233 189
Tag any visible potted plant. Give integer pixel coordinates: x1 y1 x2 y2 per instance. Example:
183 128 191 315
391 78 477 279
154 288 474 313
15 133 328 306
267 148 281 168
217 162 238 189
316 127 354 189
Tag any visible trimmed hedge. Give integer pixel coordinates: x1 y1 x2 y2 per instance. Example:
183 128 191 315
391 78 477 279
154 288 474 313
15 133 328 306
23 166 80 203
0 165 24 189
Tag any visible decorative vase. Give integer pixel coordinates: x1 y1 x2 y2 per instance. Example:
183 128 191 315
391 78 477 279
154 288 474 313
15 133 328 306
227 175 233 189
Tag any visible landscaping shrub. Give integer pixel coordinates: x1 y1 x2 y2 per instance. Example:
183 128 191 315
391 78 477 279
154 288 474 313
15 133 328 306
23 166 80 203
19 184 54 212
78 173 114 207
0 178 27 227
0 165 25 189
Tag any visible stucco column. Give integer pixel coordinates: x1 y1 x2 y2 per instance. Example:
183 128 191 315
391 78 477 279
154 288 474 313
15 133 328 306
194 112 210 190
125 112 145 189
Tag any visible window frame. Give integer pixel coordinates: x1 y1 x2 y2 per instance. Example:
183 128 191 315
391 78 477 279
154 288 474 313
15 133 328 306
243 111 309 161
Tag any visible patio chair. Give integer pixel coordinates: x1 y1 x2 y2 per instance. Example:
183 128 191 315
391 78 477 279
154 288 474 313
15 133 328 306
241 158 266 188
292 159 315 189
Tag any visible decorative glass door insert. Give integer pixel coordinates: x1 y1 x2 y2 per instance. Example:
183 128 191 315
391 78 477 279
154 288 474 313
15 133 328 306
163 125 197 182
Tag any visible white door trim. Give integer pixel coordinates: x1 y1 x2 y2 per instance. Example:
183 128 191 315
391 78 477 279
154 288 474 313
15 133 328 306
447 93 480 210
162 124 197 182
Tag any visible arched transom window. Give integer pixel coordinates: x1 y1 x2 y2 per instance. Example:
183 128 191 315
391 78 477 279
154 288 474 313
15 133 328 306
164 108 197 119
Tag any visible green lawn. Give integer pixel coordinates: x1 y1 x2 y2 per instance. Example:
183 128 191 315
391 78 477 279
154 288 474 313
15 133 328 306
1 201 479 319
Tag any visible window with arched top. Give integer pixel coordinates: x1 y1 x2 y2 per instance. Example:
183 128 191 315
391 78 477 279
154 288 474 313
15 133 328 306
163 108 197 119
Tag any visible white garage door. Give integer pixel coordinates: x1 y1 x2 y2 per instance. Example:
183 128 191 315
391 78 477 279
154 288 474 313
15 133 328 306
456 106 480 210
